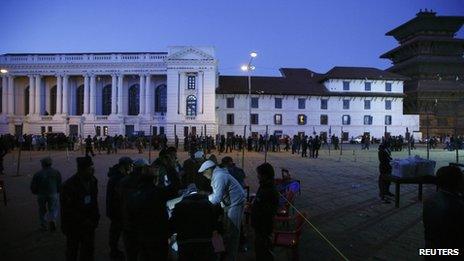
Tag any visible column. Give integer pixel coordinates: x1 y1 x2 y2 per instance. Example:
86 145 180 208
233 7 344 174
145 74 151 115
117 74 123 115
111 74 117 115
1 76 7 115
62 75 69 114
35 75 41 115
56 75 62 114
28 75 35 115
83 74 89 114
139 74 145 115
7 76 14 114
89 74 96 114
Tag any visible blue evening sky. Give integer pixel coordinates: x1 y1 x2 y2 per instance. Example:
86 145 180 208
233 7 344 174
0 0 462 76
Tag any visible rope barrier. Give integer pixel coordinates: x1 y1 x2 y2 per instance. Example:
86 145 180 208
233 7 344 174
279 191 350 261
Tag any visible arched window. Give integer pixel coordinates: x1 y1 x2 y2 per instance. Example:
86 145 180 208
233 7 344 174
155 84 167 113
76 85 84 115
24 86 30 115
50 85 57 115
128 84 139 115
186 95 197 116
102 84 112 115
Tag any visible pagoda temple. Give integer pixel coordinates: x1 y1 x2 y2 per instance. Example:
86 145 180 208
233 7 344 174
381 9 464 137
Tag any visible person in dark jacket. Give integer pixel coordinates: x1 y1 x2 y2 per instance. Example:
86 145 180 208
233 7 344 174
221 156 246 188
170 188 219 261
378 143 394 203
423 166 464 252
31 157 62 231
251 163 280 261
85 135 95 157
124 159 179 261
60 156 99 261
106 156 133 260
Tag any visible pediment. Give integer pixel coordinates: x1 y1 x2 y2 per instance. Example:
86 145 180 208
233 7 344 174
166 47 215 61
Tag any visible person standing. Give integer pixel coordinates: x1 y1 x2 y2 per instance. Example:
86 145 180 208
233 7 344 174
106 157 133 260
198 160 246 261
85 135 95 157
60 156 99 261
378 143 394 203
423 166 464 251
301 136 308 158
251 163 279 261
221 156 246 188
30 157 62 231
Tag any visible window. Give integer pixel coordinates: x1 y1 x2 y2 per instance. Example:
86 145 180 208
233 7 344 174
251 97 259 108
343 99 350 109
128 84 140 115
187 75 196 89
76 85 84 115
385 82 392 92
160 127 165 135
320 115 328 125
297 114 307 125
95 126 101 136
274 130 283 137
321 99 328 110
155 85 167 113
226 97 235 108
343 81 350 90
275 98 282 109
342 115 351 125
102 85 112 115
226 114 234 125
385 115 392 125
50 86 57 115
364 100 371 110
364 115 373 125
24 86 29 115
103 126 109 136
274 114 282 125
298 98 305 109
365 82 371 91
186 95 197 116
385 100 392 110
250 114 259 125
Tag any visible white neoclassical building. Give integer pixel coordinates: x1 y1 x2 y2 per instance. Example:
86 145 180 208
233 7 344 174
216 67 420 141
0 46 218 140
0 46 419 141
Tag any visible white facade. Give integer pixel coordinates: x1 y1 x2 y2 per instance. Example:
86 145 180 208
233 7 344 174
0 46 218 140
217 78 419 140
0 47 419 141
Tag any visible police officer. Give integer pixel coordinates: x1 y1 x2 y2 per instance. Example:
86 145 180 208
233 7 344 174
60 156 100 261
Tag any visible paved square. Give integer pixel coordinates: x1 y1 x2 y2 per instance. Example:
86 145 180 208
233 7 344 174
0 145 462 260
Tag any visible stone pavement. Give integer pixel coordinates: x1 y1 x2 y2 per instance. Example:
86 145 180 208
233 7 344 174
0 144 462 261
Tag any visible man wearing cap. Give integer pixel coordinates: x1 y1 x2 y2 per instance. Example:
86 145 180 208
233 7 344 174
60 156 100 261
198 160 245 261
30 157 62 231
106 157 133 259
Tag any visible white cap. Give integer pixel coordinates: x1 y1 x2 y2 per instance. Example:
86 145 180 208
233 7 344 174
194 150 205 159
133 158 149 167
198 160 216 173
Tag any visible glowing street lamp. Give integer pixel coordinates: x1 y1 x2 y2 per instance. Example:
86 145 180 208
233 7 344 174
241 51 257 134
0 69 8 74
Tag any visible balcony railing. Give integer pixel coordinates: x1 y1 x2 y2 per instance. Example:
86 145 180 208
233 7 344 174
0 53 168 64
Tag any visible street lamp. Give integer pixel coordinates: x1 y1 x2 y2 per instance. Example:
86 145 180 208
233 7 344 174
0 69 8 74
241 51 257 134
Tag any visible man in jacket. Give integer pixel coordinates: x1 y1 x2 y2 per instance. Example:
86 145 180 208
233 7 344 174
60 156 99 261
423 166 464 251
170 187 219 261
198 160 245 261
31 157 62 231
251 163 280 261
378 143 394 203
106 157 133 259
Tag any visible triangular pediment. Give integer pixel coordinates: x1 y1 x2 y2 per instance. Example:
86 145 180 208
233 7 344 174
167 47 215 61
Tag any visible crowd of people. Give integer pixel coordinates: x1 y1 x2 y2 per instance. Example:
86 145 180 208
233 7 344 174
29 145 282 261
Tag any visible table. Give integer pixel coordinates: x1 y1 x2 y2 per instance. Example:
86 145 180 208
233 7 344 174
387 175 437 208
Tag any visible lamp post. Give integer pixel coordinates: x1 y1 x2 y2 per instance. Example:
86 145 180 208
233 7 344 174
241 51 257 135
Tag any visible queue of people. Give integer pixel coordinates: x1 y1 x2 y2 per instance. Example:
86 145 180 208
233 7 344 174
28 146 283 261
